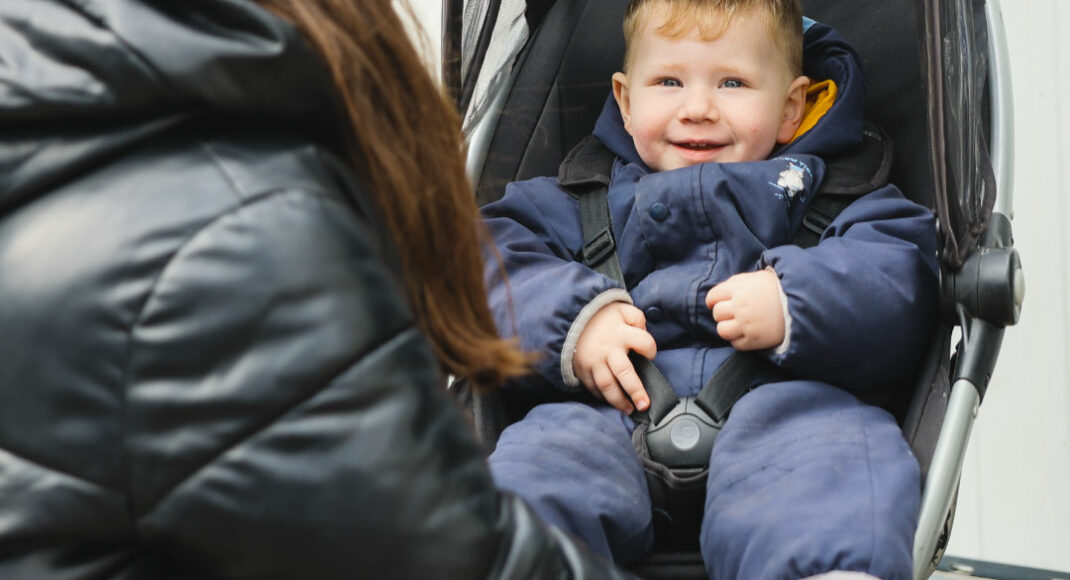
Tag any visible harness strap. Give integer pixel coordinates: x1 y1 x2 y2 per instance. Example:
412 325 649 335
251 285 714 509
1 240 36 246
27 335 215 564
561 136 683 424
794 120 895 248
563 135 625 282
628 352 679 425
694 352 783 422
578 187 625 282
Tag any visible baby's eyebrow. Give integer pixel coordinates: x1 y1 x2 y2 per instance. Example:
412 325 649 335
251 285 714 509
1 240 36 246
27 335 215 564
709 62 749 76
645 61 687 74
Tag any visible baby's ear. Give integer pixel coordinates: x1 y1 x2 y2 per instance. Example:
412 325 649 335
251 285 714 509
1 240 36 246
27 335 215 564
777 76 811 144
612 72 633 133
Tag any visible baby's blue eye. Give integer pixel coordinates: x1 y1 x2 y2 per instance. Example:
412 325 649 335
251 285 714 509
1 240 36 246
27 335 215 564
659 78 682 88
721 79 744 88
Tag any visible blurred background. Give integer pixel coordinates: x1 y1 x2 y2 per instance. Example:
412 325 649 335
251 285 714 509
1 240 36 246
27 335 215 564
402 0 1070 572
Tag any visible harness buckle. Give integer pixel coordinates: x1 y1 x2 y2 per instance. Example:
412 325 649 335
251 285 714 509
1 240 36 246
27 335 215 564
644 396 723 469
633 396 722 546
582 228 616 269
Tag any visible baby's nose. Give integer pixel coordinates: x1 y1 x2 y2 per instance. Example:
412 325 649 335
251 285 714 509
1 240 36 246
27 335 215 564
679 91 717 121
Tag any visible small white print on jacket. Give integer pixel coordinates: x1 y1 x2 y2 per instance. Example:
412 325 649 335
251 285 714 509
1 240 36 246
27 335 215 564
768 157 812 204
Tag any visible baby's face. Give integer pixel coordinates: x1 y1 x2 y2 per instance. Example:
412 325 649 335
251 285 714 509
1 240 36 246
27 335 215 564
613 11 807 172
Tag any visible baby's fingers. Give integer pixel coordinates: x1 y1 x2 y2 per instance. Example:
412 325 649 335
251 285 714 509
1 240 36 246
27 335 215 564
608 349 648 412
619 304 648 329
705 279 735 308
716 319 743 342
591 364 635 415
711 299 734 322
625 326 658 360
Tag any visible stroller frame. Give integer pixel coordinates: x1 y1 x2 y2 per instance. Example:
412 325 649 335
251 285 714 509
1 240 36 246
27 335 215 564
912 1 1017 576
444 0 1024 577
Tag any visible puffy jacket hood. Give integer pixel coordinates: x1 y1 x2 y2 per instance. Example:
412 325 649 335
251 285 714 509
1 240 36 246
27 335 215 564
593 18 866 168
0 0 338 213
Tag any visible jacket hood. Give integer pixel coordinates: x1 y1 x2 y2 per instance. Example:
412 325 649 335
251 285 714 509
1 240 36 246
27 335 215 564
594 18 866 168
0 0 338 212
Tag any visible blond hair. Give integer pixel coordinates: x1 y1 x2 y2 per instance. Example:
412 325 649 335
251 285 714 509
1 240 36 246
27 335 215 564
622 0 804 75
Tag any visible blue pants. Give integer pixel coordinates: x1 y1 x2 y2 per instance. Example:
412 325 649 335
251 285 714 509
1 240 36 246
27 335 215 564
489 381 919 579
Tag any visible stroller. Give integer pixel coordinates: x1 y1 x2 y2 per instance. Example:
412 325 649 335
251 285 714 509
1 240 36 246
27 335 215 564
443 0 1024 577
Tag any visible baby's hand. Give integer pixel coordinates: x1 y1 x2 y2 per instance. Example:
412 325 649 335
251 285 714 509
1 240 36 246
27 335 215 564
573 302 657 414
705 270 785 351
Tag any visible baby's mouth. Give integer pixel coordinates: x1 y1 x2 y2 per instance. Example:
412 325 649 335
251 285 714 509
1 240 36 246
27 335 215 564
673 140 725 151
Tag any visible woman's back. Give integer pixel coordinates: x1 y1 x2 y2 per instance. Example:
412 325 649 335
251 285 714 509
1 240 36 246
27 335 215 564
0 2 633 578
0 3 496 575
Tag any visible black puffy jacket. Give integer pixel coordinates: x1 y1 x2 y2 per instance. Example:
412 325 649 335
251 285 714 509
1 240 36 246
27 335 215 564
0 1 634 578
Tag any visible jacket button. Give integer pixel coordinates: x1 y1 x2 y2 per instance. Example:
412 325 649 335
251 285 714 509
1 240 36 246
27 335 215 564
645 306 663 322
649 202 669 221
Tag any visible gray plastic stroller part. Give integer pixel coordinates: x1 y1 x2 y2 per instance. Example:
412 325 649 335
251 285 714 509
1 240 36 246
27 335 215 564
466 65 517 182
986 0 1014 218
914 370 982 579
443 0 531 133
462 0 528 134
644 398 722 469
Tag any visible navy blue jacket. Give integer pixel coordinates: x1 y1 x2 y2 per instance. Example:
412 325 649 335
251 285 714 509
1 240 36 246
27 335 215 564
483 20 940 405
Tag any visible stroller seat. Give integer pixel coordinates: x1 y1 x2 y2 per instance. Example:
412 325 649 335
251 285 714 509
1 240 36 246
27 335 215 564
444 0 1023 577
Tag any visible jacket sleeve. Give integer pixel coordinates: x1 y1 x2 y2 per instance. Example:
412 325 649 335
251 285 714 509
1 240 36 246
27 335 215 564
482 177 625 393
760 185 940 395
123 188 634 579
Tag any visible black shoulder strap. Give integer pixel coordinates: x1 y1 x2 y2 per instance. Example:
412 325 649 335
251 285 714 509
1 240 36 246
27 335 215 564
793 120 894 248
694 351 783 422
560 135 624 282
560 136 679 423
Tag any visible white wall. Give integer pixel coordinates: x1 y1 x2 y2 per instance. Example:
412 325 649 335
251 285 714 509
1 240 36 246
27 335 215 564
404 0 1070 572
397 0 443 81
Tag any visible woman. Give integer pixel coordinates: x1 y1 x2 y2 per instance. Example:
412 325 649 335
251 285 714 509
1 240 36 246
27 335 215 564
0 1 633 578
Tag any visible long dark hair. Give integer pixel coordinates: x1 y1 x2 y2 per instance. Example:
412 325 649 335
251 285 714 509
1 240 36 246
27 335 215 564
253 0 531 389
